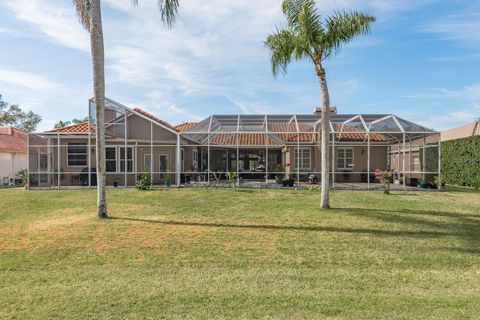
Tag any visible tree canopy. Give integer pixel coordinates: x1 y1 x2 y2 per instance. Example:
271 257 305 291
73 0 180 30
53 117 89 129
265 0 375 76
0 95 42 132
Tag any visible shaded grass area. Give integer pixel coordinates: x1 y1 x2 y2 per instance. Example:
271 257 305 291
0 188 479 319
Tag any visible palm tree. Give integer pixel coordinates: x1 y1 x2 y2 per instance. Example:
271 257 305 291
265 0 375 208
73 0 180 218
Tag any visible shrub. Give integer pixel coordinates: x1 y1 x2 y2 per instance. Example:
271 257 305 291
136 169 151 191
227 172 237 188
18 169 29 190
441 136 480 188
380 171 392 194
433 176 444 191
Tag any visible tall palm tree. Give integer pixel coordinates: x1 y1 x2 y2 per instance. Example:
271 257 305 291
265 0 375 208
73 0 180 218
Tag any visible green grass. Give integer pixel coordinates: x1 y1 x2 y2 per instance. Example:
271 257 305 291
1 187 479 319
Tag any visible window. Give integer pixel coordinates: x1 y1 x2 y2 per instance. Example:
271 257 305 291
294 148 311 171
337 148 354 170
159 154 168 179
67 143 87 166
144 154 152 172
106 147 116 172
39 154 48 171
120 147 133 172
412 155 421 171
193 149 198 170
181 148 184 172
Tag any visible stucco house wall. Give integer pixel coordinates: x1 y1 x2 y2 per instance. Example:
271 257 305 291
0 127 28 184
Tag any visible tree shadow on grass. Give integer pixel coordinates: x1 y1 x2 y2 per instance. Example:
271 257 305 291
109 216 450 239
110 204 480 254
334 207 479 219
333 207 480 254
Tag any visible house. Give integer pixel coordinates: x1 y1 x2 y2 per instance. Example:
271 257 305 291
27 98 440 189
441 120 480 141
0 127 27 185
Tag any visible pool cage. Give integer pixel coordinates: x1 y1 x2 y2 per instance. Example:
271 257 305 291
180 114 440 190
27 98 440 190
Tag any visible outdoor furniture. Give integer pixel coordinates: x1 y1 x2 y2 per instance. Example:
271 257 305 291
79 167 96 186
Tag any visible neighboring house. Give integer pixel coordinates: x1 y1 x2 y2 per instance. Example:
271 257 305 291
441 120 480 141
27 98 439 189
0 127 27 185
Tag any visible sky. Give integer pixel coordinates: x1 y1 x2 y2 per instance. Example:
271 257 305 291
0 0 479 132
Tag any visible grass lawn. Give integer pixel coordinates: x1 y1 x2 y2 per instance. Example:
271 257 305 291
1 187 479 319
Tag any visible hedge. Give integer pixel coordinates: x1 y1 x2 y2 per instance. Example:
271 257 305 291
441 135 480 189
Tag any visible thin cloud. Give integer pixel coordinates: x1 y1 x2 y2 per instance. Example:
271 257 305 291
416 103 480 131
4 0 90 52
404 84 480 101
430 53 480 62
423 5 480 46
0 69 60 91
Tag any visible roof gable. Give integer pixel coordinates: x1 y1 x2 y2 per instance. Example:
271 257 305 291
0 127 27 153
47 122 117 136
175 122 198 132
133 108 177 132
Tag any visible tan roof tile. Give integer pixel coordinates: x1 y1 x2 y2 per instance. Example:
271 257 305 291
0 127 27 153
174 122 198 132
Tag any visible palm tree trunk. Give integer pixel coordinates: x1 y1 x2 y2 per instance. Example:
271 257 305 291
316 64 331 208
90 0 107 218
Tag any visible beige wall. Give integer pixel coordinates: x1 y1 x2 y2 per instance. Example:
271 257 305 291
286 145 388 170
0 152 27 183
283 144 388 182
125 115 177 142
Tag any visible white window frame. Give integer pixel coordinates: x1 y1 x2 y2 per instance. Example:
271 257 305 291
412 154 421 172
38 153 49 183
38 153 48 172
67 143 87 167
193 149 198 170
294 147 311 171
158 153 169 180
102 145 134 173
144 153 152 172
119 146 134 173
337 147 354 171
105 147 117 173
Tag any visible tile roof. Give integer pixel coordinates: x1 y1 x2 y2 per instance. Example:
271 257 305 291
0 127 27 153
174 122 198 132
441 120 480 141
47 122 116 136
203 123 392 146
333 124 392 142
209 133 278 146
133 108 176 131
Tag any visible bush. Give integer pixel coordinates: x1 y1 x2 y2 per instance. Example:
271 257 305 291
18 169 29 190
441 136 480 188
380 171 392 194
136 169 151 191
227 172 237 188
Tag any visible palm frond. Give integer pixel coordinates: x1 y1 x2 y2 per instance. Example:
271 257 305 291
158 0 180 27
264 28 296 77
296 0 323 54
324 11 375 58
132 0 179 27
282 0 311 26
73 0 91 30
